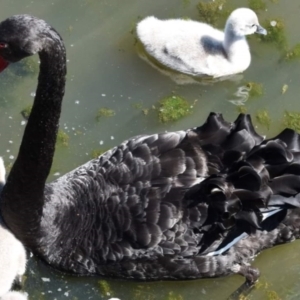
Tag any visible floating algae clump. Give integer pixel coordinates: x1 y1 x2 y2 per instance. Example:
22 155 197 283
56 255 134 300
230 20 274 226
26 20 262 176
98 280 113 296
132 284 155 300
96 107 115 121
197 0 227 25
56 130 69 147
255 278 282 300
132 102 143 109
285 43 300 60
284 111 300 133
260 18 287 49
21 104 33 120
246 81 264 98
248 0 266 11
166 292 184 300
132 103 149 116
142 108 149 116
90 148 108 159
237 105 247 114
265 290 281 300
256 109 271 130
158 95 191 123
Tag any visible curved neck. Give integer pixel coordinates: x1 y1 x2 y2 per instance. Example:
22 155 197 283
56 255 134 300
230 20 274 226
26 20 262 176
1 32 66 246
223 24 250 70
223 24 246 51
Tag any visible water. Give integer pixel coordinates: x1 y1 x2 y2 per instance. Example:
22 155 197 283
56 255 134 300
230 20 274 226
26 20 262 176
0 0 300 299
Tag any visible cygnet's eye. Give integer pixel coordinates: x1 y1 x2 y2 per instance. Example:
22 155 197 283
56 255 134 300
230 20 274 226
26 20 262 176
251 24 256 28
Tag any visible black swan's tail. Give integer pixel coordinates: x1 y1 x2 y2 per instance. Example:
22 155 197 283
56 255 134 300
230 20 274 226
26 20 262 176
185 113 300 255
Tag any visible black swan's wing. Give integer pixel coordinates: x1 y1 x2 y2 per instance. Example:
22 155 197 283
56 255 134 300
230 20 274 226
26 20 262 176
43 113 252 270
44 128 206 264
185 118 300 256
43 113 300 279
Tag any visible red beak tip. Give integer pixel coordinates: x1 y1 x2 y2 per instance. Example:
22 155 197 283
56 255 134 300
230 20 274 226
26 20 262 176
0 56 9 72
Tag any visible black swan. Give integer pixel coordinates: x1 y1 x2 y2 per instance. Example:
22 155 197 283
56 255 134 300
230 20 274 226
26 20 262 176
0 157 27 298
0 15 300 286
137 8 267 77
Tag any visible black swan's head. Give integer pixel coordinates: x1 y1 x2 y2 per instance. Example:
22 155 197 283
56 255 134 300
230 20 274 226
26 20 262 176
0 14 61 70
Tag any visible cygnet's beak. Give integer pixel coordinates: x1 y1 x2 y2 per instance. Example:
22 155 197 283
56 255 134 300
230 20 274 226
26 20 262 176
256 25 267 35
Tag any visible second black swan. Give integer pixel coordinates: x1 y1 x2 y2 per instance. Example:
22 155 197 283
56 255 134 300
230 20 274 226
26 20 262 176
0 15 300 284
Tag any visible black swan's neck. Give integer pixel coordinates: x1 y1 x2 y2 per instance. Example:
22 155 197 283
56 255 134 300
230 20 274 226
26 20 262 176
1 31 66 246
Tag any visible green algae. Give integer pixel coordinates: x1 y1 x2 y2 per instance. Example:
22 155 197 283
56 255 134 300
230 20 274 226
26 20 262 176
284 43 300 60
283 111 300 133
265 290 281 300
21 104 33 120
132 102 149 116
132 102 143 109
142 108 149 116
256 109 271 130
166 291 184 300
74 130 83 135
96 107 116 121
56 130 69 147
132 284 155 300
237 105 248 114
248 0 266 11
197 0 227 25
246 81 264 98
255 278 282 300
260 18 287 50
98 280 113 296
158 95 191 123
90 148 108 159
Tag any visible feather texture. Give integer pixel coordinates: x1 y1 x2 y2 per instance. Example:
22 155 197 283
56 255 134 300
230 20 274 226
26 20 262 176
35 113 300 280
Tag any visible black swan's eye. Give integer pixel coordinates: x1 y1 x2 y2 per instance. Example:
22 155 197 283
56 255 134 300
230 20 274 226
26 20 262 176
0 42 8 49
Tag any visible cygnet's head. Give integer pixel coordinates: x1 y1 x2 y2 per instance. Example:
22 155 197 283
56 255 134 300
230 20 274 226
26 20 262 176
225 8 267 37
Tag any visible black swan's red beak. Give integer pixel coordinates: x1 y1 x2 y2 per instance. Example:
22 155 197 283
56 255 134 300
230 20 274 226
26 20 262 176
0 56 9 72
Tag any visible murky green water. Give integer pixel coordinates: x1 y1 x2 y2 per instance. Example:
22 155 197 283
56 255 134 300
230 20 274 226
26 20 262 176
1 0 300 299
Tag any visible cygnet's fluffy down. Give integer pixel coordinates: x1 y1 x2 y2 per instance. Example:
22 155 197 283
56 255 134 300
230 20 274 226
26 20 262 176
0 291 27 300
137 8 267 78
0 158 27 297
